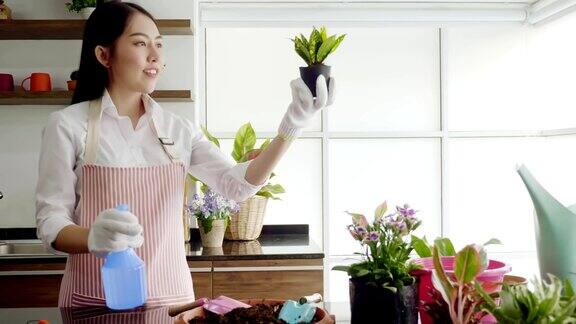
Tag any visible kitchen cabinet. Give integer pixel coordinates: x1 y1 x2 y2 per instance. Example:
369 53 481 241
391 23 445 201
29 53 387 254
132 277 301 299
0 261 64 307
0 258 323 307
0 260 212 307
212 259 324 300
188 260 212 299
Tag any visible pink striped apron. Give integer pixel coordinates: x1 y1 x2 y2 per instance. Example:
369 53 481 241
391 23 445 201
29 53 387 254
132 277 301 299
58 98 195 309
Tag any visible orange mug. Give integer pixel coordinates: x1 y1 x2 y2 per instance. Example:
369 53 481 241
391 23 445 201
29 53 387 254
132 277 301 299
21 72 52 92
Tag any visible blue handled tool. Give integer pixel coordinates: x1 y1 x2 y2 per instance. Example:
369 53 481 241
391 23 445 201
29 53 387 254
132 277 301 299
278 300 316 324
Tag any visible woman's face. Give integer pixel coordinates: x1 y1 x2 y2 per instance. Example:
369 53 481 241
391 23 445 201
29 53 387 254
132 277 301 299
107 13 164 94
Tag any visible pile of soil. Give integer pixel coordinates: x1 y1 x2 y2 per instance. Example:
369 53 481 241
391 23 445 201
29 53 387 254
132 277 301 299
188 303 290 324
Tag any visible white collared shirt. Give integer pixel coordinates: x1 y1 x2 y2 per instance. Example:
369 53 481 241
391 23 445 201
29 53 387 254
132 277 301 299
35 90 265 253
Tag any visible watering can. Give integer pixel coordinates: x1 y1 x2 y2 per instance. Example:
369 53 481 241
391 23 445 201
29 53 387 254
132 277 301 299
516 164 576 287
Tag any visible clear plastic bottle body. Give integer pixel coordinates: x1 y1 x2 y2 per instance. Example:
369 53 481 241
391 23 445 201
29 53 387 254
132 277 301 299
101 204 147 310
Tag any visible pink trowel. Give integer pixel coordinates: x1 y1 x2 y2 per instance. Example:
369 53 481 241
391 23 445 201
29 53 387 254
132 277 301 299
168 296 251 317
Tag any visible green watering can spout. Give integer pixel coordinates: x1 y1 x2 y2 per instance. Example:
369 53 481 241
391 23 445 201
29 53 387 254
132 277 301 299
516 164 576 286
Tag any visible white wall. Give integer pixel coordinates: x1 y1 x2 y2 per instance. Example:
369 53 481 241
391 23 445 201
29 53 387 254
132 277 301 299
0 0 195 227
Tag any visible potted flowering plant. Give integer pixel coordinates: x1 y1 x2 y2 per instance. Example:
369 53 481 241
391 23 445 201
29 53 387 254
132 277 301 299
291 26 345 97
65 0 96 18
186 188 240 248
188 122 285 240
332 202 422 324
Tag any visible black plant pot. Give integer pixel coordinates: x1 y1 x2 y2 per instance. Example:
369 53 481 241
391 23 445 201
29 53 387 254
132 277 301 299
299 64 331 97
349 279 419 324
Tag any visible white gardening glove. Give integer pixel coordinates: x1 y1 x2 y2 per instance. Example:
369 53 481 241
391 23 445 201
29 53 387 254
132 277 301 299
278 75 336 140
87 208 144 258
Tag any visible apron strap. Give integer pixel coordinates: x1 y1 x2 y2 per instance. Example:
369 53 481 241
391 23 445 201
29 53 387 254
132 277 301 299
84 99 102 165
149 119 181 163
84 97 181 164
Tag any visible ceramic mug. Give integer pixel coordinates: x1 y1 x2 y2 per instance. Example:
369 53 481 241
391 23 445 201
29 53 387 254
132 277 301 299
21 72 52 92
0 73 14 91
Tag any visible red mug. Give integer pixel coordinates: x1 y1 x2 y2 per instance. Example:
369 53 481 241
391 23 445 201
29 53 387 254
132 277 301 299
0 73 14 91
21 72 52 92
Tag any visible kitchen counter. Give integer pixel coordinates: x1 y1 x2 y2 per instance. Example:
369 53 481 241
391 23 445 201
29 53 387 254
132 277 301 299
0 302 350 323
0 225 324 263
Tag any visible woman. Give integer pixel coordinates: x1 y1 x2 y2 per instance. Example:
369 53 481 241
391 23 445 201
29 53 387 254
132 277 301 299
35 1 335 308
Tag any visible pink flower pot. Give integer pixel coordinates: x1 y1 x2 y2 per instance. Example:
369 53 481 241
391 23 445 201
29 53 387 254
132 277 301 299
412 256 511 324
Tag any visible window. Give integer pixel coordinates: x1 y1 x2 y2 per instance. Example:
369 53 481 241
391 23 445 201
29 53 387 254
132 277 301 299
197 3 576 304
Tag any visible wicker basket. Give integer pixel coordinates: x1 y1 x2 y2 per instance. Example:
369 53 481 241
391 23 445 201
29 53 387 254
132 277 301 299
199 219 227 248
225 196 268 240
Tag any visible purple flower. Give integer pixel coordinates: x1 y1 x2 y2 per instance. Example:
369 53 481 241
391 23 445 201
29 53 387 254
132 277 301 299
397 204 416 218
366 231 380 242
185 187 239 220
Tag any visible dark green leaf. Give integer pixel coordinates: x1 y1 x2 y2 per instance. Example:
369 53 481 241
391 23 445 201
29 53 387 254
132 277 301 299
327 34 346 57
331 265 350 272
411 235 432 258
454 245 481 284
316 35 337 63
434 237 456 256
232 123 256 162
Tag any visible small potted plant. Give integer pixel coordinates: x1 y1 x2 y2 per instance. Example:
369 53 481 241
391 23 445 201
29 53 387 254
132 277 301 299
65 0 97 19
481 274 576 323
332 202 422 324
186 188 240 248
67 70 79 91
411 236 511 324
189 122 285 241
290 26 345 97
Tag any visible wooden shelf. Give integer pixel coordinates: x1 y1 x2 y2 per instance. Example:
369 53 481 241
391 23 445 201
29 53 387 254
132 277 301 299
0 90 192 105
0 19 192 40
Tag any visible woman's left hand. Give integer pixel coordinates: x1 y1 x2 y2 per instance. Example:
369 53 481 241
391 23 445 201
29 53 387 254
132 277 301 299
277 75 336 140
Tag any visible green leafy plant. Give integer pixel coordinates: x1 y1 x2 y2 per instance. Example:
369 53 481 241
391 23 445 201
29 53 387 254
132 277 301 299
431 244 496 324
188 123 285 201
65 0 96 13
290 26 346 66
479 274 576 324
412 236 502 258
332 202 422 292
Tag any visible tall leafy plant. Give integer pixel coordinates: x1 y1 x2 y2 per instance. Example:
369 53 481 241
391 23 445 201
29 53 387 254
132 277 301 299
188 123 285 200
65 0 96 13
290 26 346 66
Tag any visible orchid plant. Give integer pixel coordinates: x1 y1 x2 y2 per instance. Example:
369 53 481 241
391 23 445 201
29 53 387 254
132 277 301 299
332 201 422 292
186 188 240 234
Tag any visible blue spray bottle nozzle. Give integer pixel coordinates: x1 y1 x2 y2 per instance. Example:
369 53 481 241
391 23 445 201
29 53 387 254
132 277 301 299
116 204 129 212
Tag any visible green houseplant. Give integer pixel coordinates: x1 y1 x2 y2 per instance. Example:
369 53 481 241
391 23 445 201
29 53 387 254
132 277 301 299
411 236 510 324
65 0 96 18
291 26 345 97
188 123 285 240
332 202 422 324
480 274 576 323
430 244 497 324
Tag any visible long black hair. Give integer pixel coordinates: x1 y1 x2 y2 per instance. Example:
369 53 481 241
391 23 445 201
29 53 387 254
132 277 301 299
72 1 156 104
